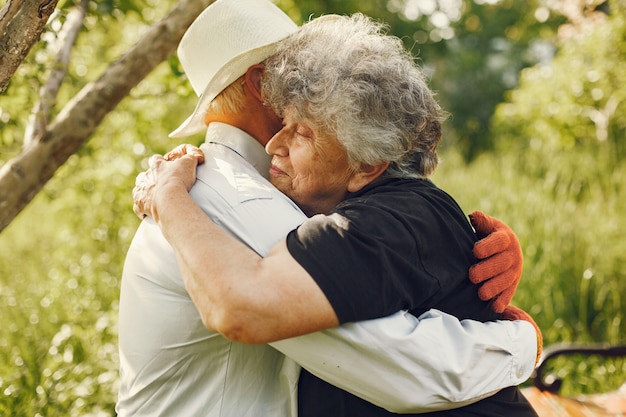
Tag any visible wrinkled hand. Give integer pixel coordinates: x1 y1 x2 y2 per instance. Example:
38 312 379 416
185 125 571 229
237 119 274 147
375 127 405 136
501 305 543 365
468 211 523 313
163 144 205 164
132 144 204 220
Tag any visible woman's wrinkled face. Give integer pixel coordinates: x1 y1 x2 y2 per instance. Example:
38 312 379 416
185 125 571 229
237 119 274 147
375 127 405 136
265 108 357 216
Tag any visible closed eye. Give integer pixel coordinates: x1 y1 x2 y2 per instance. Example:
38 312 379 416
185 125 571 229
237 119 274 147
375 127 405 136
295 124 314 140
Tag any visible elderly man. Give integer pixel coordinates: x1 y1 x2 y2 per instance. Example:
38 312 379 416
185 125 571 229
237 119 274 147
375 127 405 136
120 1 540 416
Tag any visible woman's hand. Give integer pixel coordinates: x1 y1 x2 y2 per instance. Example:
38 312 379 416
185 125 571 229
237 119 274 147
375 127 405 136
132 144 204 221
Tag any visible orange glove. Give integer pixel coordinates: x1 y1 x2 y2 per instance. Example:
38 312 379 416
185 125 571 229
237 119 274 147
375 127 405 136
468 211 523 313
501 305 543 365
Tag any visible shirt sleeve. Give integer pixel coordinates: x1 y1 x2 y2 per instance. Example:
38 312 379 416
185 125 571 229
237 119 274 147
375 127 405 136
270 309 537 413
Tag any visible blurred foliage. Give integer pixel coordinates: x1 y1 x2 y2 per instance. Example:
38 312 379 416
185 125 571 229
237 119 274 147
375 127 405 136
492 0 626 165
433 0 626 397
0 0 568 159
1 0 625 414
487 0 626 355
433 146 626 395
284 0 565 160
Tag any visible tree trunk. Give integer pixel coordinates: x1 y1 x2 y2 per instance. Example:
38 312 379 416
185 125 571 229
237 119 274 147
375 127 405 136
0 0 59 93
0 0 215 233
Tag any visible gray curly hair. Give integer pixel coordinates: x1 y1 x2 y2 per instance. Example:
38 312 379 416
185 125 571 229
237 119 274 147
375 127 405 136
261 13 447 179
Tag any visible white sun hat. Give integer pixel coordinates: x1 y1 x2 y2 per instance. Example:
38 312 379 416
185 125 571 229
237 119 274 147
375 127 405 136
169 0 298 138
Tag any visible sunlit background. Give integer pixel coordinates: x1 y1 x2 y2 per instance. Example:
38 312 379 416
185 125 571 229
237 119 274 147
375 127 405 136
1 0 624 415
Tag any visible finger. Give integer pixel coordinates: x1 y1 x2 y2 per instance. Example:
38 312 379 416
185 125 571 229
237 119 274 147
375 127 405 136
476 272 512 300
183 144 205 164
149 154 164 168
132 202 147 220
491 297 506 314
469 211 495 238
469 252 514 284
132 183 144 203
501 304 535 328
134 172 156 199
490 287 517 314
135 171 147 186
132 190 147 218
132 187 144 214
500 304 523 321
496 287 516 313
164 144 204 164
164 144 186 161
472 230 511 259
171 153 201 172
132 175 155 218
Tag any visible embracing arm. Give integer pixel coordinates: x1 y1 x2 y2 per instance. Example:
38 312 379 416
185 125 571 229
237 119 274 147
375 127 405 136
272 308 537 413
137 153 340 343
267 211 541 412
267 210 540 412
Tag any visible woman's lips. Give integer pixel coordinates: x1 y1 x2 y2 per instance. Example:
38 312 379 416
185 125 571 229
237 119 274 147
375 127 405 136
269 164 286 176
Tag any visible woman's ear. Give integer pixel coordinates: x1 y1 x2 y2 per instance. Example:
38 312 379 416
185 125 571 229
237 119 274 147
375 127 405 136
244 64 265 102
347 162 389 193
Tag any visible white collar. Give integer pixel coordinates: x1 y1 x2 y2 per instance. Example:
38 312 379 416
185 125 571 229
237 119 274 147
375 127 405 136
203 122 271 178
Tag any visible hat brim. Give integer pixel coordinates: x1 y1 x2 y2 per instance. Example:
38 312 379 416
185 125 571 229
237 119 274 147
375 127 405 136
169 42 280 138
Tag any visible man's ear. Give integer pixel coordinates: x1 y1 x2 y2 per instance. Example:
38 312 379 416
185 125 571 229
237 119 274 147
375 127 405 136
347 161 389 193
244 64 265 102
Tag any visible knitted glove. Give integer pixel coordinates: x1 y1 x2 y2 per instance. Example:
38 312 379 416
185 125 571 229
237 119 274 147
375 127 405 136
501 305 543 365
469 211 523 313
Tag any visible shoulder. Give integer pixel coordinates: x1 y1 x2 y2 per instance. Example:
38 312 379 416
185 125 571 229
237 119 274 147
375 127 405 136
191 150 277 207
327 178 470 238
347 178 463 216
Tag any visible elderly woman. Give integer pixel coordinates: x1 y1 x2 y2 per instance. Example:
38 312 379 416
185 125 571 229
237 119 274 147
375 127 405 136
135 13 538 417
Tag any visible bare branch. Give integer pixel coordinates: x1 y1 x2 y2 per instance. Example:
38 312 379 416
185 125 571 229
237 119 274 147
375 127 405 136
25 0 89 145
0 0 59 93
0 0 215 233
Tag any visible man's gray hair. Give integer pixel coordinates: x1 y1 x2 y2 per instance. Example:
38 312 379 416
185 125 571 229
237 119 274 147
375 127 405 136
262 13 447 179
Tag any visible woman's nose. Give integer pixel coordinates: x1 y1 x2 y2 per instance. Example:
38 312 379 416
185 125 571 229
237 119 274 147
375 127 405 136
265 129 289 156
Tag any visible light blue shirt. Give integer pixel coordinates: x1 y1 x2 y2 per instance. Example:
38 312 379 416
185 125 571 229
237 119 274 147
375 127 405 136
117 122 537 416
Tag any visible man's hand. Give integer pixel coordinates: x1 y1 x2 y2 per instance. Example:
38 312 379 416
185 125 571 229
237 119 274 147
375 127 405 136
501 305 543 365
132 144 204 221
468 211 522 313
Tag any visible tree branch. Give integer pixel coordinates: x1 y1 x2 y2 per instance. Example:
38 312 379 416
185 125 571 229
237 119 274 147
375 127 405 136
25 0 89 145
0 0 59 93
0 0 215 232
